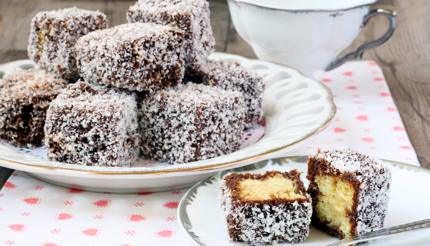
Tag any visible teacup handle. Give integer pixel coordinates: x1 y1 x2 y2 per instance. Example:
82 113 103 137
325 8 397 71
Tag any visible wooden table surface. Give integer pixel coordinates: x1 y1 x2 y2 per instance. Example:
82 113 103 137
0 0 429 188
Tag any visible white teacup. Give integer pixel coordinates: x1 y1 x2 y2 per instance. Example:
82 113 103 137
227 0 396 76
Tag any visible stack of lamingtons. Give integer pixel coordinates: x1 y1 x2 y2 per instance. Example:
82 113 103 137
0 0 265 166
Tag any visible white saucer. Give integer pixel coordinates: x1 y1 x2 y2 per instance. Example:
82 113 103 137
178 156 430 245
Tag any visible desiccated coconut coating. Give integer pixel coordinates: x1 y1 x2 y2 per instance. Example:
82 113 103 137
140 83 245 164
199 60 265 128
44 81 140 167
221 171 312 245
0 70 68 147
127 0 215 75
75 23 185 92
307 149 391 239
28 7 107 81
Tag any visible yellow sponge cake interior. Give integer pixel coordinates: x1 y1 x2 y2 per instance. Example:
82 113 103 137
314 175 356 238
238 173 306 201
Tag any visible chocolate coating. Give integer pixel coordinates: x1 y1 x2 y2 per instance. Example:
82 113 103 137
198 60 265 128
307 149 391 238
140 83 245 164
28 7 107 80
0 70 67 146
44 81 140 166
221 171 312 245
75 23 185 92
127 0 215 75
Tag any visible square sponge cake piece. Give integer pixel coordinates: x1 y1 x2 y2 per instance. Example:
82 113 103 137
221 171 312 245
28 7 107 80
0 70 67 147
307 149 391 239
127 0 215 74
44 81 140 166
75 23 185 91
140 83 245 164
198 60 265 128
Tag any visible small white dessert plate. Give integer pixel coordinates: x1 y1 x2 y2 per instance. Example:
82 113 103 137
178 156 430 245
0 53 335 192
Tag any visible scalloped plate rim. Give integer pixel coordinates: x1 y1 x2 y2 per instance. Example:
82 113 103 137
0 53 336 178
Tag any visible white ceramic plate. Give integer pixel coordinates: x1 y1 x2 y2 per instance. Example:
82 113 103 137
178 156 430 245
0 53 335 192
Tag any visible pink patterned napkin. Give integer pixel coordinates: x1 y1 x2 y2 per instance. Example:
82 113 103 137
291 60 419 164
0 61 419 245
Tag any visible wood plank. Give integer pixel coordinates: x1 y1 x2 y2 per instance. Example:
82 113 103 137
0 50 27 63
358 0 430 167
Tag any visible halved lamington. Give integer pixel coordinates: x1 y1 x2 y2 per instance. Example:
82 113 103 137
307 149 391 239
127 0 215 75
221 171 312 245
75 23 185 91
140 83 245 164
44 81 140 166
0 70 67 146
28 7 107 80
200 60 265 128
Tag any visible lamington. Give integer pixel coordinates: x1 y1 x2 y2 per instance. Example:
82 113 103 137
28 7 107 80
199 60 265 128
44 81 140 166
307 149 391 239
0 70 68 146
221 171 312 245
75 23 185 91
127 0 215 75
140 83 245 164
